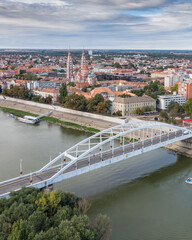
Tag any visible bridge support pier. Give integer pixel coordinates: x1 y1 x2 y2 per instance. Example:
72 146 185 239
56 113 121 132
41 184 54 194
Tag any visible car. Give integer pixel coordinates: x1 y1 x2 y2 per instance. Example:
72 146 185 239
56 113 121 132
184 130 190 135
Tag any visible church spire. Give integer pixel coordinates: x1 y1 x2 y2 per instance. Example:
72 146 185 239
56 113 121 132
67 49 73 81
81 49 86 71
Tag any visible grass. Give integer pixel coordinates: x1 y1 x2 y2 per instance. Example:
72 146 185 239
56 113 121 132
0 106 100 133
0 107 38 117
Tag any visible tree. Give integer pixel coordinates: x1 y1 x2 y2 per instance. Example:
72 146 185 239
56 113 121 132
67 82 76 87
45 95 52 104
32 95 41 102
112 63 122 69
10 66 16 70
170 83 178 94
23 72 38 80
118 94 131 98
113 110 122 116
143 81 165 99
18 87 29 100
35 191 61 217
35 228 59 240
94 214 112 240
58 83 68 104
167 101 180 113
8 220 33 240
82 87 87 92
0 85 2 94
28 211 50 233
2 86 30 100
183 98 192 118
159 110 169 120
95 101 111 114
131 89 144 97
64 93 87 111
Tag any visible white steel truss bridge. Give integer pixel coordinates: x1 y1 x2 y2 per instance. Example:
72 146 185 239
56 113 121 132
0 121 192 198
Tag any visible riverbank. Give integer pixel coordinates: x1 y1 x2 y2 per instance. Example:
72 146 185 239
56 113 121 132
0 106 100 133
0 97 125 132
166 138 192 158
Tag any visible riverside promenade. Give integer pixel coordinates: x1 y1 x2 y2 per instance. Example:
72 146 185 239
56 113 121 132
0 96 127 131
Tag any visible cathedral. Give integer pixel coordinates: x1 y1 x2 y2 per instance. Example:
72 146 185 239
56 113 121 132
67 50 96 85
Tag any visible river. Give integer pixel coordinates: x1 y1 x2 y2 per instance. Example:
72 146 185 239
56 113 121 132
1 110 192 240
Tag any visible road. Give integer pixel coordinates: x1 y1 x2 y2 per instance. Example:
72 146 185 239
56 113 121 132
0 130 185 196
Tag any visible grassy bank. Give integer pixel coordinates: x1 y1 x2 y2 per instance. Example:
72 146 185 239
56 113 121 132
0 106 100 133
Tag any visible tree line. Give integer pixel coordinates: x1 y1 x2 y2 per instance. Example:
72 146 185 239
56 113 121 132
58 83 111 114
2 86 53 104
131 81 165 99
0 188 111 240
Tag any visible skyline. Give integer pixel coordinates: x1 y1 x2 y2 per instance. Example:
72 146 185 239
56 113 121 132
0 0 192 49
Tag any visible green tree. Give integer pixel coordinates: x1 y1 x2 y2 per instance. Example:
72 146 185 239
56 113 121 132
64 93 87 111
82 87 87 92
67 82 76 87
10 66 16 70
59 215 95 240
112 63 122 69
160 110 169 120
35 191 61 217
45 95 52 104
183 98 192 118
35 228 59 240
18 87 29 100
8 220 33 240
23 72 38 80
32 95 41 102
170 83 178 94
118 94 131 98
58 83 68 104
131 89 144 97
0 188 112 240
28 211 50 233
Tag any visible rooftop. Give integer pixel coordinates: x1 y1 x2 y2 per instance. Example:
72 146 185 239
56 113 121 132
114 95 155 104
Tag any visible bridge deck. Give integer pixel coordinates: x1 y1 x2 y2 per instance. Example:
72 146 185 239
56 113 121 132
0 130 184 197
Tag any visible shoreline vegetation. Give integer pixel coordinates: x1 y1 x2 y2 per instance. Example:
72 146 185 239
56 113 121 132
0 188 112 240
0 106 138 142
0 106 100 133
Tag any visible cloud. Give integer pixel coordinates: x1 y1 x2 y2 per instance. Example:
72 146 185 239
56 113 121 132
0 0 191 49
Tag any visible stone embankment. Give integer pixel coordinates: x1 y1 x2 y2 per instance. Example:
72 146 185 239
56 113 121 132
0 96 125 131
166 138 192 158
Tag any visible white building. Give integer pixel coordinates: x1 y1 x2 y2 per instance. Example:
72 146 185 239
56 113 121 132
164 74 179 88
157 93 186 110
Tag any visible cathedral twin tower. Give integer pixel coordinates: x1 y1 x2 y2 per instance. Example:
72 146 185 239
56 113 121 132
66 50 96 84
67 50 86 81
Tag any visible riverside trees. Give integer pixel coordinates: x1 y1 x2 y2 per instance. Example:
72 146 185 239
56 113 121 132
0 188 111 240
61 92 111 115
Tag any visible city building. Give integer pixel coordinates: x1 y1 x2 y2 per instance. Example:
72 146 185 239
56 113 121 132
164 74 180 88
33 88 59 103
157 93 186 110
178 80 192 100
113 96 156 116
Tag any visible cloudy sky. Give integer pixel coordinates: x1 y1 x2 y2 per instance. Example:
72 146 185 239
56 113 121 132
0 0 192 49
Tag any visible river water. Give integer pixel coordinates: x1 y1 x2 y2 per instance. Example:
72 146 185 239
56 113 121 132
1 110 192 240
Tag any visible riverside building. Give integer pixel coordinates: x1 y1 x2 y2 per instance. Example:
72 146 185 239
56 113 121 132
113 95 156 116
157 92 186 110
